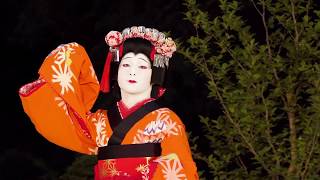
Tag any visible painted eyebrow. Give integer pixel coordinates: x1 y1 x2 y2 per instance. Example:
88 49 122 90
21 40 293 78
137 57 150 64
122 57 149 64
121 56 133 60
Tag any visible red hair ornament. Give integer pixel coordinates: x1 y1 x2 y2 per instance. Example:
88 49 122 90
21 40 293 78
100 26 176 93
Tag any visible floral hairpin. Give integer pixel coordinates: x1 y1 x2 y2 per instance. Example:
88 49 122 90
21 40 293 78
105 26 176 58
101 26 176 93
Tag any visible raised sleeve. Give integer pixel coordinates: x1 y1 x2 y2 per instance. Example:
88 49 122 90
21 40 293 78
19 42 100 154
154 111 199 180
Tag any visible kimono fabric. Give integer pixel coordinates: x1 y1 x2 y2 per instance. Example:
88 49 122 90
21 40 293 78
19 42 198 179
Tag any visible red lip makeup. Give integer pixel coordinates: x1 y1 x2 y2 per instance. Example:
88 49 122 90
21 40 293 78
128 80 137 83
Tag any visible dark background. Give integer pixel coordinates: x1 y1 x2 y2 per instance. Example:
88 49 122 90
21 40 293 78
1 0 220 178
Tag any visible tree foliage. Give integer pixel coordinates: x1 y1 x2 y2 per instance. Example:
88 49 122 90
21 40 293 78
180 0 320 179
59 155 96 180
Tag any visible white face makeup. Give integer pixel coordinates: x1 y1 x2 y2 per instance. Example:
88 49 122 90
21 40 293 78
117 52 152 96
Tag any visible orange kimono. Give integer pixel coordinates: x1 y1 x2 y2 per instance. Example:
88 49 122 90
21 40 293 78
19 42 198 179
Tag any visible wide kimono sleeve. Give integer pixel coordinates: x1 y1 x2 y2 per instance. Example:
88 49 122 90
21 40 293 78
154 110 199 180
19 42 100 154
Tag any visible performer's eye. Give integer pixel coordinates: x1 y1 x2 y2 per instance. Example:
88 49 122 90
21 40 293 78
139 65 148 69
122 64 130 67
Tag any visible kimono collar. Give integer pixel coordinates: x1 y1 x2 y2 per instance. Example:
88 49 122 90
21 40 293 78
117 98 155 119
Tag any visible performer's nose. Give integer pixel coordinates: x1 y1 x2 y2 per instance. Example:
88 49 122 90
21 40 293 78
129 68 136 76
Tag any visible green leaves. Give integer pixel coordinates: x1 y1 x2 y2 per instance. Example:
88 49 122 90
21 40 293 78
181 0 320 179
314 21 320 32
60 155 96 180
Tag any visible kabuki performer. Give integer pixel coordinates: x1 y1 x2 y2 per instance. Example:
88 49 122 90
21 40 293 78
19 26 198 179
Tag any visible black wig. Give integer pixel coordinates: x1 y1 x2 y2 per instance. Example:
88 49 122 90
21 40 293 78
92 38 168 110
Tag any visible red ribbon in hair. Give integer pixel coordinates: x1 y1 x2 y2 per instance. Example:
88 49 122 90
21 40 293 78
100 51 112 93
100 45 124 93
150 46 156 61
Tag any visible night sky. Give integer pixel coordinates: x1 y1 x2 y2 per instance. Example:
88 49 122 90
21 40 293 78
2 0 220 178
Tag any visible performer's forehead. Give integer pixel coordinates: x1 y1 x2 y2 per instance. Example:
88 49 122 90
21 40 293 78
121 52 150 64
